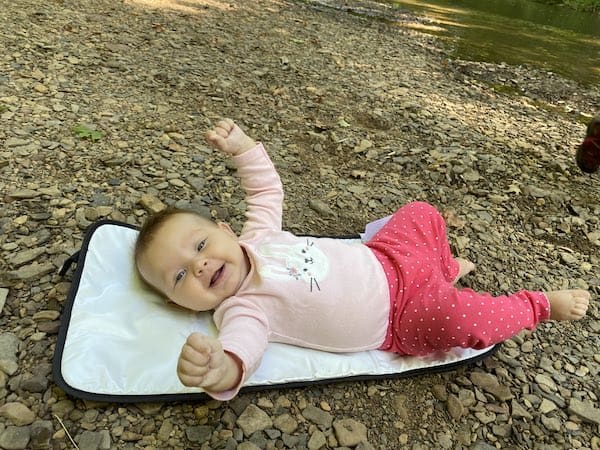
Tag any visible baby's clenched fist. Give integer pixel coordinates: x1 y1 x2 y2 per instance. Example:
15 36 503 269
205 118 256 156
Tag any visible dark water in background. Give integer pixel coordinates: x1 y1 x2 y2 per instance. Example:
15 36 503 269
386 0 600 86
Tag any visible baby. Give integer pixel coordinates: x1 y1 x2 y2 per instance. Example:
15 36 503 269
135 119 590 400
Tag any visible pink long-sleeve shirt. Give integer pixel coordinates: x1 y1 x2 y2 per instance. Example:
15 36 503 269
211 143 390 399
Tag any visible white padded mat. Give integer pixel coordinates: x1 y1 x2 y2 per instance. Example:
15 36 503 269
54 222 497 401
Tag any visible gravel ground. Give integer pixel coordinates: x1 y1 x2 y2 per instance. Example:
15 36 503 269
0 0 599 449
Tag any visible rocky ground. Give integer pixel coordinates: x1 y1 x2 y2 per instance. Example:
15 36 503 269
0 0 599 449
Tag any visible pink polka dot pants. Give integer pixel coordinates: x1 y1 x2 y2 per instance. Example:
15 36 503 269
366 202 550 356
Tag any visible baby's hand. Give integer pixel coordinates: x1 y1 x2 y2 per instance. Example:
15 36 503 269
205 118 256 156
177 332 231 390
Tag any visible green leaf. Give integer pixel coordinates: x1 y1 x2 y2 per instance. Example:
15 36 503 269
90 130 103 141
73 124 104 141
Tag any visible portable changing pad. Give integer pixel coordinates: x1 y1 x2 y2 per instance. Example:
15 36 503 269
53 220 499 402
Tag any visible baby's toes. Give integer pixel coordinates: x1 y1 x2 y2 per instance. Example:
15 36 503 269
572 292 590 318
574 300 589 314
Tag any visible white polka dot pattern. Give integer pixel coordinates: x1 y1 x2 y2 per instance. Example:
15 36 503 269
366 202 550 356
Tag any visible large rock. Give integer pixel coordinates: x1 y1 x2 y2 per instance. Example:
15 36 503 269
236 404 272 437
0 403 36 426
333 418 368 447
568 398 600 425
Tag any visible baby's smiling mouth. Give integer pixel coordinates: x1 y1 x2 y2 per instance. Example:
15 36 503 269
209 265 224 287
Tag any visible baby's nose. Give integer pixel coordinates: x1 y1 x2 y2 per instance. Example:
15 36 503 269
193 259 208 274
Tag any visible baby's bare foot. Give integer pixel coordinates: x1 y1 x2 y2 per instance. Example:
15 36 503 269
453 258 475 284
546 290 590 321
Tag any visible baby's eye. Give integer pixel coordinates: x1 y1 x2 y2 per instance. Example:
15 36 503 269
175 269 186 284
197 239 207 252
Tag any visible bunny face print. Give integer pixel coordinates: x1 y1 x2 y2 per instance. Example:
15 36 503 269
257 238 329 292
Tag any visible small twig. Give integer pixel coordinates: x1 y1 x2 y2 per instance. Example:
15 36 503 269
53 414 80 449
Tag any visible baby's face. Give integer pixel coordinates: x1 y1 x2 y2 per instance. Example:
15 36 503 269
137 213 250 311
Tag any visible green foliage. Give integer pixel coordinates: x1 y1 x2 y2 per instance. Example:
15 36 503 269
533 0 600 12
0 104 9 113
564 0 600 13
73 124 104 141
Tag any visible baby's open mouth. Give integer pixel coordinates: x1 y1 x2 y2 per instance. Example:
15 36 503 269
210 265 224 287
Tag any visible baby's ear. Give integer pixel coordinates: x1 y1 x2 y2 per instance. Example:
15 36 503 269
217 221 236 237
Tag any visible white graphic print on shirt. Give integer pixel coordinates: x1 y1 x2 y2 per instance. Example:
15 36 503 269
257 238 329 292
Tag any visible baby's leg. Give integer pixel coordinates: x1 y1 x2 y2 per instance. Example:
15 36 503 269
396 286 552 354
546 290 590 320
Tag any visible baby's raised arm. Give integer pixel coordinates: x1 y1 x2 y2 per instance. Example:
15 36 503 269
205 118 256 156
205 118 284 234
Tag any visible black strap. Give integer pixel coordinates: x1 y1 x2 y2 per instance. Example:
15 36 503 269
59 251 81 277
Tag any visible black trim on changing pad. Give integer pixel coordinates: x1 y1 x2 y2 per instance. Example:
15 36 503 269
52 220 501 403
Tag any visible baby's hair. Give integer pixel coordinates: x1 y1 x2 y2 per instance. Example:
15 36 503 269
134 206 214 298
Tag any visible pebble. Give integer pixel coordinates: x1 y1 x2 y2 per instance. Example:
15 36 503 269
7 248 46 267
236 405 272 437
157 419 173 441
5 138 31 148
511 400 533 420
0 426 30 450
0 403 35 426
302 405 333 429
535 374 558 392
539 398 558 414
0 333 20 375
185 425 213 444
333 418 368 447
307 429 327 449
541 415 562 432
273 414 298 434
77 430 104 450
138 194 166 214
7 262 56 282
470 372 513 401
446 394 464 420
568 399 600 425
30 421 54 449
308 199 336 217
7 189 40 199
0 288 8 313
